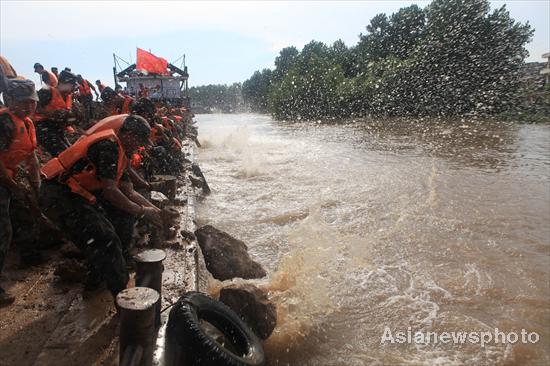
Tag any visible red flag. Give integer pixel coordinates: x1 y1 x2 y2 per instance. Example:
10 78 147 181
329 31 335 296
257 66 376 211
136 48 169 75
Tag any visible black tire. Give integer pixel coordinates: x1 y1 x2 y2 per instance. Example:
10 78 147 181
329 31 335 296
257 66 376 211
168 292 266 366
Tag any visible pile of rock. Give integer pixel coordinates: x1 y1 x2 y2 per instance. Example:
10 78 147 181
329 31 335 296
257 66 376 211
195 225 277 339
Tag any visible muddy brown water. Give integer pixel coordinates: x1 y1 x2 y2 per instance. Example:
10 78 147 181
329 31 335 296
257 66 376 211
195 114 549 366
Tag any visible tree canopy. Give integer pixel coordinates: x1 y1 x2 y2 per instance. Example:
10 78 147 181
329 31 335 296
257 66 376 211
242 0 537 120
189 83 243 113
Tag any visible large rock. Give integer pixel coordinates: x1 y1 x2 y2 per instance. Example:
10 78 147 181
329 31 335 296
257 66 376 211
219 284 277 340
190 164 211 195
195 225 266 281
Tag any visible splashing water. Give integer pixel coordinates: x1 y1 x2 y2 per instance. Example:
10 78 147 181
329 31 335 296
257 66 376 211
197 114 550 366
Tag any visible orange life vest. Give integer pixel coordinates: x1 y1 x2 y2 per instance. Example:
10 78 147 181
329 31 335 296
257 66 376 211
41 129 127 204
131 146 145 168
121 96 133 114
138 87 149 98
108 96 133 116
162 116 177 135
84 113 146 174
0 109 37 178
43 70 58 88
151 125 161 144
78 80 92 96
85 114 128 135
35 87 73 122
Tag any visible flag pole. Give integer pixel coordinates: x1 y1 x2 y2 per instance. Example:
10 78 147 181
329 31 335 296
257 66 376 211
113 53 118 88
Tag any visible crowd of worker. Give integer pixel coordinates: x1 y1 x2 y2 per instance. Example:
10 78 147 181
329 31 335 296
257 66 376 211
0 55 197 307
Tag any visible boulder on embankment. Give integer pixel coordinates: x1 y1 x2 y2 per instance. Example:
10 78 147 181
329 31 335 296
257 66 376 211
219 283 277 340
194 225 266 280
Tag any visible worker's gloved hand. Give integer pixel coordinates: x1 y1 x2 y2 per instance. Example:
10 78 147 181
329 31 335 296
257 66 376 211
142 206 162 227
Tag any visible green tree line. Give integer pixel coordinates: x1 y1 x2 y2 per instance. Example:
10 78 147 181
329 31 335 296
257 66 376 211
189 83 244 113
242 0 541 120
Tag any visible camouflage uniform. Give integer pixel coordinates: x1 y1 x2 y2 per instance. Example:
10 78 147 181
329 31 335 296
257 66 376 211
40 181 129 296
0 185 40 276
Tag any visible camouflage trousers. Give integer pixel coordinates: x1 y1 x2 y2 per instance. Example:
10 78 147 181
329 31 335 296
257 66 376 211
0 185 40 277
39 181 130 297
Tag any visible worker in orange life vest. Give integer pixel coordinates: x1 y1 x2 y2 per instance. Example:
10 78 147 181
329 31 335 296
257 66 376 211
40 115 161 299
95 80 106 94
0 79 42 307
84 113 151 190
101 86 134 116
35 70 78 157
138 83 149 98
129 98 167 142
76 74 99 124
129 98 185 175
33 63 58 88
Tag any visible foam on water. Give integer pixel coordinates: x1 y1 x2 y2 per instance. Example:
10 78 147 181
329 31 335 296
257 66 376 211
196 114 550 365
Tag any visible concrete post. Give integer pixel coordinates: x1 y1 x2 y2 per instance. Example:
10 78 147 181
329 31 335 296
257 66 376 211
134 249 167 327
117 287 159 366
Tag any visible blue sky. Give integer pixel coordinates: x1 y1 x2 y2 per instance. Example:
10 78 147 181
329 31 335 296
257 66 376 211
1 1 548 88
